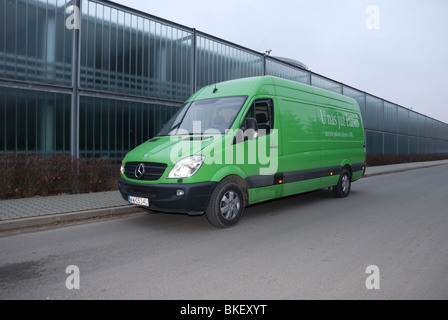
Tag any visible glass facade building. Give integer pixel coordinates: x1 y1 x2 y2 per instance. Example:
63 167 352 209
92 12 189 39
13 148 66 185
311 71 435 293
1 0 448 164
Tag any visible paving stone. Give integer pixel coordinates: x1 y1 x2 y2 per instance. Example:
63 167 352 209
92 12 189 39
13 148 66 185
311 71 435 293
0 191 128 221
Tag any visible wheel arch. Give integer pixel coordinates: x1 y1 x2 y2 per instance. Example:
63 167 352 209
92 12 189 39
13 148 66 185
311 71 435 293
340 160 353 178
210 166 249 206
221 174 249 207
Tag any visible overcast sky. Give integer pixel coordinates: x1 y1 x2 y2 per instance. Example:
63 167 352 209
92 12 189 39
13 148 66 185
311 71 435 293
111 0 448 124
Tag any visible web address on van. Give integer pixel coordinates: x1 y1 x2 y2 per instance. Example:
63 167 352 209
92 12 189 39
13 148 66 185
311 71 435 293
324 131 355 138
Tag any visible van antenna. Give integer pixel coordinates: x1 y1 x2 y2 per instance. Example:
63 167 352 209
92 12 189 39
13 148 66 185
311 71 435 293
213 84 218 93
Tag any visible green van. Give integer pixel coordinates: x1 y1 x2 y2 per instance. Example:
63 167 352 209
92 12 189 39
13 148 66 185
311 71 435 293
118 76 366 227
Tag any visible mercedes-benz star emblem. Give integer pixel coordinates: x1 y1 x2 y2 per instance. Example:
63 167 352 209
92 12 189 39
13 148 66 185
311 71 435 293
135 163 145 179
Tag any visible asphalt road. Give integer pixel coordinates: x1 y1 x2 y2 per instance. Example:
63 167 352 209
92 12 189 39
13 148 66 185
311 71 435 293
1 165 447 300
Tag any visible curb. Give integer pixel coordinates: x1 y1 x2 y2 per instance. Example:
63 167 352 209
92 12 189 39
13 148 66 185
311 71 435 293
0 205 142 233
364 161 448 178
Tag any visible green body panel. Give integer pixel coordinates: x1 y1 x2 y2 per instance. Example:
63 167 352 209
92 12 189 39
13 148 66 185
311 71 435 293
121 75 366 207
280 179 322 198
249 185 283 204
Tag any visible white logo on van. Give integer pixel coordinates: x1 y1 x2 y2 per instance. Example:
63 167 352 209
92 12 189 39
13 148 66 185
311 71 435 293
169 121 278 176
320 110 360 129
320 109 359 139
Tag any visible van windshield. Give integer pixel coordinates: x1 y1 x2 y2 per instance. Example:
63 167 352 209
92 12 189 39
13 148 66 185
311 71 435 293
158 96 247 136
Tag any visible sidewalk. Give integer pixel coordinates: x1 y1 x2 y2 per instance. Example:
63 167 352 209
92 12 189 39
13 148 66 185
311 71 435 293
1 160 448 232
0 191 141 232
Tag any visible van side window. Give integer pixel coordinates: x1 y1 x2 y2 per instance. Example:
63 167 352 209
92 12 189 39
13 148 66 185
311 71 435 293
241 99 274 136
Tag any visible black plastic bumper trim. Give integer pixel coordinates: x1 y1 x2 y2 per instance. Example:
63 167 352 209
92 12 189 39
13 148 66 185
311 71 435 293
118 179 218 215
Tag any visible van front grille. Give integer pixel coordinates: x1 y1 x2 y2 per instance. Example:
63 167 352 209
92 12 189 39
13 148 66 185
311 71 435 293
124 162 167 181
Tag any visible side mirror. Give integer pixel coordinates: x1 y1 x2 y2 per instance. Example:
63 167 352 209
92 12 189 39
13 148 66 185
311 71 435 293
244 118 258 140
245 118 258 131
233 118 259 144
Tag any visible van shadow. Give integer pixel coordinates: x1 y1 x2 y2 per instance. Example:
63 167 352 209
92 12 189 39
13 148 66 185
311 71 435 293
127 188 364 231
128 208 213 231
242 188 334 221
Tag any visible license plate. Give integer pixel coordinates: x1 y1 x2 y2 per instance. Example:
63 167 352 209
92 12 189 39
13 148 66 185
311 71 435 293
128 196 149 207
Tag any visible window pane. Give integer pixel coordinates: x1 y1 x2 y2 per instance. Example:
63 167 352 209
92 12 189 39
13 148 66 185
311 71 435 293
196 35 263 89
311 74 342 94
365 95 383 131
80 1 192 100
266 58 310 84
0 0 73 85
80 95 179 164
0 87 70 155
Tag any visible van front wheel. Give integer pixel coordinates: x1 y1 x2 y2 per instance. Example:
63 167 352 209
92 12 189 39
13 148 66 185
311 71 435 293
206 180 245 228
333 169 351 198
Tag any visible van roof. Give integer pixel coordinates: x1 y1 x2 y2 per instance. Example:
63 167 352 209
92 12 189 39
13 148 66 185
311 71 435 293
189 76 359 113
189 76 276 101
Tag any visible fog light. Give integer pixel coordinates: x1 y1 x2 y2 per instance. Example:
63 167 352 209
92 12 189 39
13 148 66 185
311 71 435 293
177 190 185 196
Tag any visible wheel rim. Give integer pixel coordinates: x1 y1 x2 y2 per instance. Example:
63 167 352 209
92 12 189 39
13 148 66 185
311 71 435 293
220 191 240 220
341 174 350 194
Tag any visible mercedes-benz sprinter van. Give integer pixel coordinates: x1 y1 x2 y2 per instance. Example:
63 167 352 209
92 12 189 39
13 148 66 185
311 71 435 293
119 76 366 227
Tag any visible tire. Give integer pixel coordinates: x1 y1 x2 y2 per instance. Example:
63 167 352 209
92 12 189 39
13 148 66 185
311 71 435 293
333 169 351 198
206 180 245 228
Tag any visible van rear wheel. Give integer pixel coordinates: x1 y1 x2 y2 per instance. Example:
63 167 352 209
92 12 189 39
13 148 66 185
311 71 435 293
333 169 351 198
206 180 245 228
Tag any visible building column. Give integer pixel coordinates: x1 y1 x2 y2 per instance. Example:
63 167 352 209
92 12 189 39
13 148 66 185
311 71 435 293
70 0 82 159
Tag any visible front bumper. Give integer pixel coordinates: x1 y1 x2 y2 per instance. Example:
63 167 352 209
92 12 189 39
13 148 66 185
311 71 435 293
118 178 218 215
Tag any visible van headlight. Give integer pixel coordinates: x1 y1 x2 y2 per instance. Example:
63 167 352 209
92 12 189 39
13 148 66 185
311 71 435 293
120 159 125 176
167 156 205 179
